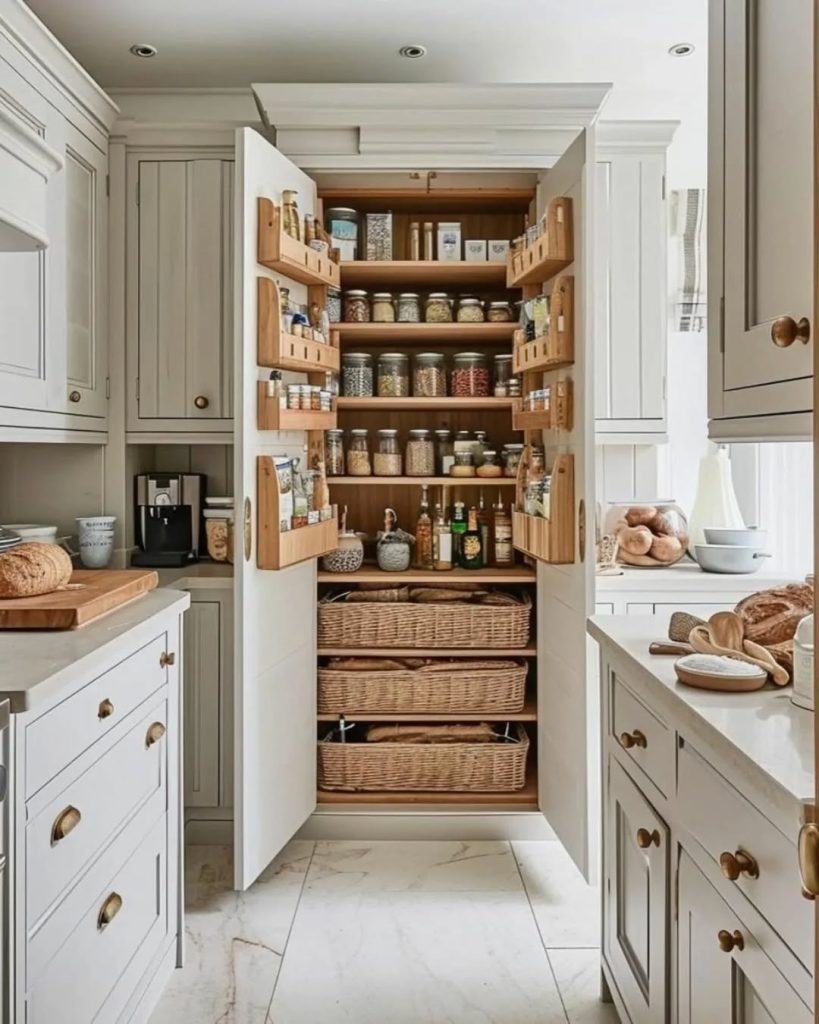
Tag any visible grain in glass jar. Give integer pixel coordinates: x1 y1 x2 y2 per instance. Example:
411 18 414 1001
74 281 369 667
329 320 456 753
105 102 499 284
425 292 453 323
325 429 345 476
450 450 476 477
377 352 409 397
413 352 447 397
397 293 421 323
405 428 435 476
342 352 374 397
476 450 503 478
327 287 342 323
503 443 524 477
435 429 454 476
343 289 370 323
347 428 372 476
456 297 484 323
374 428 402 476
371 292 396 323
451 351 490 397
487 300 513 322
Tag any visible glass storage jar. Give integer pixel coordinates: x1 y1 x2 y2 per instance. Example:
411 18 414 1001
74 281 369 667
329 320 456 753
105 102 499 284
343 289 370 323
451 352 490 396
327 287 342 323
377 352 409 397
450 451 476 477
346 429 372 476
413 352 447 397
487 300 513 322
435 429 454 476
325 429 345 476
472 429 489 467
397 293 421 323
456 297 484 323
342 352 374 397
503 443 524 478
405 428 435 476
476 450 502 478
371 292 396 323
425 292 453 323
494 354 513 396
602 501 689 568
374 429 402 476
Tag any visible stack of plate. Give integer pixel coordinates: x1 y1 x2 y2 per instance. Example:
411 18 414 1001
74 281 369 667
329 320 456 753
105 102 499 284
0 528 22 554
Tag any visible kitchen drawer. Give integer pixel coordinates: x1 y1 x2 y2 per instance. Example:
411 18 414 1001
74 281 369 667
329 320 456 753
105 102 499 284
677 741 812 968
26 695 168 931
25 632 170 797
27 815 167 1024
610 673 674 797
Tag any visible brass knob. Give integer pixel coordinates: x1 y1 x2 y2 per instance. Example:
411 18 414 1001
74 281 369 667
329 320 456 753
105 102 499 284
97 892 123 930
159 651 175 669
98 698 114 720
719 849 759 881
68 390 81 403
51 805 81 845
798 822 819 899
619 729 647 750
717 929 744 953
194 395 209 409
771 316 810 348
636 828 661 849
146 721 166 748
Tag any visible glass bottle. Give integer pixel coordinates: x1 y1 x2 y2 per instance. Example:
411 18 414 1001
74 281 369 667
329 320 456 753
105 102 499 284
414 485 434 570
450 501 467 564
433 503 453 571
493 495 513 566
478 492 491 565
423 221 434 260
461 507 484 569
410 223 421 261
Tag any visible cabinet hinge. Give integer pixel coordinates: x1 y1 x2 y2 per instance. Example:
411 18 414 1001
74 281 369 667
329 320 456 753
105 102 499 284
105 376 110 399
105 174 110 198
719 295 725 354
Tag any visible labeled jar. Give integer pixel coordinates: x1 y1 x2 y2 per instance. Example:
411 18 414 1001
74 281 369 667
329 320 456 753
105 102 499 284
456 297 484 323
347 428 372 476
503 443 524 478
425 292 453 323
397 293 421 323
299 385 313 411
342 352 374 397
374 428 402 476
450 451 476 478
325 429 345 476
487 300 513 322
287 384 301 410
477 450 503 478
343 289 370 323
309 386 321 411
319 389 333 412
435 429 454 476
371 292 396 323
451 352 490 396
413 352 447 397
377 352 409 397
405 428 435 476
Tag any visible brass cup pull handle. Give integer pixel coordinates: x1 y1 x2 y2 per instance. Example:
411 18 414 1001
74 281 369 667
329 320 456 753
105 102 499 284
159 651 175 669
97 892 123 931
68 390 81 403
719 849 759 881
771 316 811 348
194 395 209 409
717 928 744 953
98 698 114 720
146 721 166 748
51 805 81 845
619 729 647 750
798 822 819 899
636 828 661 849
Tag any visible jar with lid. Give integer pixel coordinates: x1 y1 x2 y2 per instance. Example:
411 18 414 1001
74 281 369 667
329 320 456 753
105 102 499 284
397 293 421 323
472 429 489 467
413 352 447 397
435 429 454 475
503 443 524 478
287 384 301 410
456 297 484 323
371 292 396 323
425 293 453 324
374 429 402 476
405 428 435 476
346 428 372 476
450 451 476 478
494 354 513 396
342 352 374 397
487 300 513 322
377 352 409 397
325 429 345 476
528 446 546 483
343 290 370 323
508 376 521 398
327 287 342 323
451 352 490 397
476 450 502 478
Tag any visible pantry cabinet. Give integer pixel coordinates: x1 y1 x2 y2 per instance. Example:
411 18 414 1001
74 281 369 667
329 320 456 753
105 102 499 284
708 0 814 439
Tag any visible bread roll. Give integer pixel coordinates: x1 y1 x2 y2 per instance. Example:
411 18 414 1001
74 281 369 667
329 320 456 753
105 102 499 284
617 525 653 556
625 506 657 528
0 542 73 598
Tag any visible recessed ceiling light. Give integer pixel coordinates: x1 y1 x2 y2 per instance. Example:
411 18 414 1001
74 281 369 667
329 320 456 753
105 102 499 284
668 42 695 57
399 44 427 59
129 43 157 58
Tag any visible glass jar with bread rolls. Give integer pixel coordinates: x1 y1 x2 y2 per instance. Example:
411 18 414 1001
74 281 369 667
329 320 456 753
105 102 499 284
603 502 689 568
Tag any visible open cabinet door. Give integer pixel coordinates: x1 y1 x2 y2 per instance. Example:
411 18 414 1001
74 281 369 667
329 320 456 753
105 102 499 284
535 128 599 881
233 127 318 890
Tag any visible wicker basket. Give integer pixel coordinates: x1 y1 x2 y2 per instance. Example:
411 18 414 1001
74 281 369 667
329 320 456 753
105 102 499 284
317 593 532 649
318 725 530 792
318 660 527 715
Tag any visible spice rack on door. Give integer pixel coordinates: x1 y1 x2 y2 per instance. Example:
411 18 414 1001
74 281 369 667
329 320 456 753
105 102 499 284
257 382 338 431
512 450 575 564
257 277 340 374
512 378 573 432
512 276 574 374
257 455 338 569
257 197 341 287
506 195 573 286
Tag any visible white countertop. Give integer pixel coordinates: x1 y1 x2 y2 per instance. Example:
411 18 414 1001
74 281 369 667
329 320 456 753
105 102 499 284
588 615 814 829
0 589 190 712
156 562 234 590
595 561 797 593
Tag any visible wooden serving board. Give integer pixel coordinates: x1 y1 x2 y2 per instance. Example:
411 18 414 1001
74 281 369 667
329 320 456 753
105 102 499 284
0 569 159 629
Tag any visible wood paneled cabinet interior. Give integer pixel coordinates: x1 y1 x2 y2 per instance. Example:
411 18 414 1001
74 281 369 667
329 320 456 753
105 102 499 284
127 154 234 439
708 0 814 439
595 122 677 442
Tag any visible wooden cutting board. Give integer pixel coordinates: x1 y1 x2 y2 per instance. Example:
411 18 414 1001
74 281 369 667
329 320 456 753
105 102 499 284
0 569 159 629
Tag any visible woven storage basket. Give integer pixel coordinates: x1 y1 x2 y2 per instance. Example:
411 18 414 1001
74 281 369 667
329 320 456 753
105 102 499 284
318 725 529 792
317 593 532 649
318 660 527 715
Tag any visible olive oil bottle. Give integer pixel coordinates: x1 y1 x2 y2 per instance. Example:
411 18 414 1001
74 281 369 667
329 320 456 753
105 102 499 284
461 506 484 569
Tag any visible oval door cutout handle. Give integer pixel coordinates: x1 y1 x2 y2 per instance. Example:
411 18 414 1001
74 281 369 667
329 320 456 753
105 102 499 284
51 805 81 845
194 395 209 409
619 729 647 750
145 721 166 748
97 892 123 931
719 849 759 881
636 828 661 849
771 316 811 348
98 698 114 720
717 929 744 953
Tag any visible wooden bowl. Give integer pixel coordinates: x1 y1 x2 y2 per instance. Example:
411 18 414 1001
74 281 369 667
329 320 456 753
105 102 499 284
674 655 768 692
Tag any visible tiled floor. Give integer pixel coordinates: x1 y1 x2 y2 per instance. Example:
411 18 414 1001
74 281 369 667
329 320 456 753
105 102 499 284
150 840 619 1024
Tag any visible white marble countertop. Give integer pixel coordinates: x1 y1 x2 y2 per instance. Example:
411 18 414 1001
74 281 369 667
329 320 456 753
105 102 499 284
156 562 234 591
595 561 797 592
0 589 190 712
588 615 814 831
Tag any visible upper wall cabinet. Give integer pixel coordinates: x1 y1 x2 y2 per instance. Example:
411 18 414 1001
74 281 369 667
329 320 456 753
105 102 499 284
127 156 234 441
594 122 677 443
708 0 814 440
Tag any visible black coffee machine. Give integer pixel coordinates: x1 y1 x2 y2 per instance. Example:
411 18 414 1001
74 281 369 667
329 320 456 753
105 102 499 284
133 473 205 567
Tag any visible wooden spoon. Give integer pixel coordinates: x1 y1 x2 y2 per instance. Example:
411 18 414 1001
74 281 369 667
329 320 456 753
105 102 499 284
742 639 789 686
708 611 746 654
689 625 784 681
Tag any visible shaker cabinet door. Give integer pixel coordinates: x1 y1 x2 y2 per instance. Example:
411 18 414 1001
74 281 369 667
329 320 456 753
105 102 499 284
183 599 222 808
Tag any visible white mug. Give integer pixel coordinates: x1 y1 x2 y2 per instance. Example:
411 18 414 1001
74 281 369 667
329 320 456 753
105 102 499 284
75 516 116 568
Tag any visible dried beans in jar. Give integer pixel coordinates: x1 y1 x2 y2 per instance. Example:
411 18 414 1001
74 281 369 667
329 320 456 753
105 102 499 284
451 351 490 397
413 352 447 397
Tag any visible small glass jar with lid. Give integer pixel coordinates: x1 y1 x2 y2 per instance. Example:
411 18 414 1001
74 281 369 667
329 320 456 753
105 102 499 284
503 443 525 478
487 300 514 322
342 352 374 397
397 293 421 323
493 354 514 396
327 287 342 324
377 352 409 397
472 429 489 467
343 289 370 323
425 292 453 323
374 428 402 476
405 428 435 476
371 292 396 323
450 450 476 478
346 429 372 476
451 352 490 396
325 429 345 476
528 446 546 483
508 376 521 398
413 352 447 397
476 450 503 478
435 429 454 476
456 297 484 323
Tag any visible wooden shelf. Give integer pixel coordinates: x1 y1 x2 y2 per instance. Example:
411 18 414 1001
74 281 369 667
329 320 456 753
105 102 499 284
507 195 573 286
257 197 340 287
318 187 535 214
512 277 574 374
512 452 574 565
318 642 537 658
317 695 537 724
511 379 573 433
340 260 511 289
334 321 517 344
327 475 517 487
257 277 341 374
318 565 536 584
257 455 338 569
336 396 514 412
257 382 337 431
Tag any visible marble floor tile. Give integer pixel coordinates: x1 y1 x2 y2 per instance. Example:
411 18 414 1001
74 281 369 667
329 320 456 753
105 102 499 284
150 840 314 1024
269 889 568 1024
513 841 600 948
548 950 620 1024
305 840 523 894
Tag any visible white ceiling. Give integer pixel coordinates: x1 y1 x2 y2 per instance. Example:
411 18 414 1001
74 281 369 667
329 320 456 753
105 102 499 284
26 0 707 179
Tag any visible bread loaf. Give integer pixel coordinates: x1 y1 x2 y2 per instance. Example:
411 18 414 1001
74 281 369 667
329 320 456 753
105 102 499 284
734 583 814 646
0 542 73 598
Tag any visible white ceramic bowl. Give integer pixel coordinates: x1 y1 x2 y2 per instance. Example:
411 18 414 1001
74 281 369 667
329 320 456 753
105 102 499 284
694 544 771 574
703 526 767 548
1 523 58 543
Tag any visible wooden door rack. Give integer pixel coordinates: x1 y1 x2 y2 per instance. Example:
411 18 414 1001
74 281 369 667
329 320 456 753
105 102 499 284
257 455 338 569
257 197 341 287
